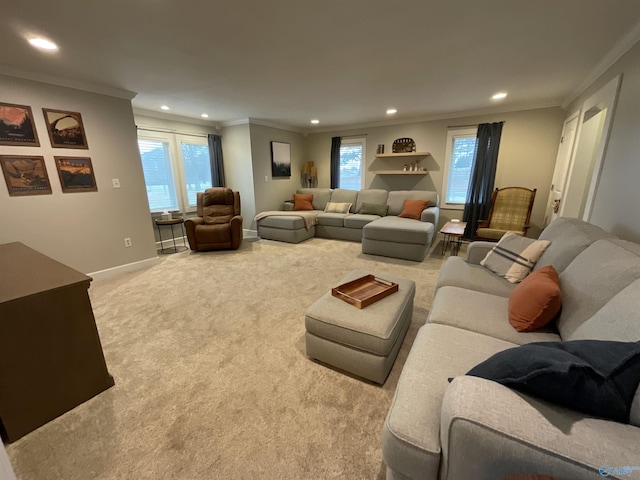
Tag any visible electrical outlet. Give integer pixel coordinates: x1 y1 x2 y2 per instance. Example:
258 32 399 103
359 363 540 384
265 175 268 182
124 237 132 247
112 178 121 188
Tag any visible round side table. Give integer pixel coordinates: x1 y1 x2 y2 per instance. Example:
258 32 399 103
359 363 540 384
154 218 188 254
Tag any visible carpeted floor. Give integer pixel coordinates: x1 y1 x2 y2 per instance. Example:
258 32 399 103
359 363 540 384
6 236 454 480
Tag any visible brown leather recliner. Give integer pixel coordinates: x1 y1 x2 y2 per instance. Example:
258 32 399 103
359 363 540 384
185 188 243 251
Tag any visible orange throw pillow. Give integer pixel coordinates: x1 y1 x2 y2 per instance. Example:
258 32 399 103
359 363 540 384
293 193 314 211
398 199 430 220
508 265 562 332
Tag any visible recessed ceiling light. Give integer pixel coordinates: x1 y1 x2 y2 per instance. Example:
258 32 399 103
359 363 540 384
386 108 397 115
492 92 507 100
28 37 58 51
160 105 170 110
201 113 209 118
310 119 320 124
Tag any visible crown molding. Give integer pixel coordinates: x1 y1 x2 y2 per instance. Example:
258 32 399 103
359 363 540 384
0 66 137 100
132 107 220 129
562 19 640 109
221 117 304 133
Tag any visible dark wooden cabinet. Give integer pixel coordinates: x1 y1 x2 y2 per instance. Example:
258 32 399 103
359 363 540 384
0 242 114 442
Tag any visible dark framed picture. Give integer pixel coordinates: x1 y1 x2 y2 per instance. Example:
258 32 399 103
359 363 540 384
54 156 98 193
0 155 52 196
271 141 291 177
42 108 89 149
0 102 40 147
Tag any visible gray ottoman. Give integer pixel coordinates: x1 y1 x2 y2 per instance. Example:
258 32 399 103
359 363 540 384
305 270 415 384
362 216 435 261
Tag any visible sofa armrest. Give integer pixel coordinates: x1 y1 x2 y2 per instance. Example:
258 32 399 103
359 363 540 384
421 206 439 226
465 241 495 264
440 376 640 480
283 202 294 211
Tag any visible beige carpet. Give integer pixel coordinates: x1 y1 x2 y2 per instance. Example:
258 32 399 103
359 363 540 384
7 236 452 480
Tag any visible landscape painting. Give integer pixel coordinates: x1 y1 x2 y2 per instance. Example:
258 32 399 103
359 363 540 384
0 155 52 196
0 102 40 147
271 141 291 177
43 108 89 149
54 156 97 193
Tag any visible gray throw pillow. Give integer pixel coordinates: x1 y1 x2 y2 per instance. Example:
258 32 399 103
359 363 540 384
481 232 550 283
360 203 388 216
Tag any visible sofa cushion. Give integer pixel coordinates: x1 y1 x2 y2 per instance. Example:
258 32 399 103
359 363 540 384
297 188 332 211
398 199 430 220
359 202 389 216
363 216 434 245
436 256 515 297
558 239 640 340
534 217 610 273
508 265 562 332
257 214 312 230
316 212 349 227
568 279 640 343
428 286 561 345
382 323 516 480
387 190 439 216
466 340 640 424
324 201 352 214
293 193 313 211
329 189 358 212
343 214 379 229
355 189 388 213
480 232 550 283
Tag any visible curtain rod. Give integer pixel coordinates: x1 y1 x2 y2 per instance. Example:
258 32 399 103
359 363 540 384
340 134 368 139
136 125 210 138
447 121 506 128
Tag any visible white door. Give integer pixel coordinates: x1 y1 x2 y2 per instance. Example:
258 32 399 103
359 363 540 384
560 74 622 221
544 112 579 225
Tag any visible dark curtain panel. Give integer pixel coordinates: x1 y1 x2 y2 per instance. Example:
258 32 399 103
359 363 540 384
330 136 341 189
463 122 504 238
208 134 226 187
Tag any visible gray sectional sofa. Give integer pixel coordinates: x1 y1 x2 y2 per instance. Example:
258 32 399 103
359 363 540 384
256 188 440 261
382 217 640 480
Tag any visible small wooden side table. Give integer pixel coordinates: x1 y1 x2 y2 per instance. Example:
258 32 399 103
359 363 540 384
155 218 188 254
440 221 467 256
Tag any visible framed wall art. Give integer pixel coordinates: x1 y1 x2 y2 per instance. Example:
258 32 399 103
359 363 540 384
54 156 98 193
0 155 52 196
42 108 89 149
0 102 40 147
271 141 291 177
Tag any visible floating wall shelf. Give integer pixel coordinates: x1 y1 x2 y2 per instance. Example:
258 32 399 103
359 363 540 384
375 152 430 158
374 171 429 175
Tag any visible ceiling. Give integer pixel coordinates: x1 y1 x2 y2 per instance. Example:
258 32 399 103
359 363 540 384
2 1 640 131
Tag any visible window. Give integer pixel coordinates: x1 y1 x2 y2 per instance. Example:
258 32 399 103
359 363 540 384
339 137 366 190
442 128 478 208
137 131 211 212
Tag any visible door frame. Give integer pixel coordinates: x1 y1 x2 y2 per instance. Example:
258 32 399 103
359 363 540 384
561 74 622 221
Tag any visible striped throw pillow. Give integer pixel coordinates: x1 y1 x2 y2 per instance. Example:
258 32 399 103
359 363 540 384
480 232 551 283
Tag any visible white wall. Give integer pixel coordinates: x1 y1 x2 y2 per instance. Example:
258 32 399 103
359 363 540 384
221 123 255 230
306 107 565 235
249 123 306 227
0 75 157 274
567 40 640 242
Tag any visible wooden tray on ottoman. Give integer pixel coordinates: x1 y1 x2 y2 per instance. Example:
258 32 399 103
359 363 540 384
331 274 399 309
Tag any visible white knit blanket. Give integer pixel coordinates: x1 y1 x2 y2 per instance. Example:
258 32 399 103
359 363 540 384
254 210 319 230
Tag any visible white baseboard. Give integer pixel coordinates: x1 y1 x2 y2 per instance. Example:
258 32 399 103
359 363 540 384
89 256 161 281
244 229 258 237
